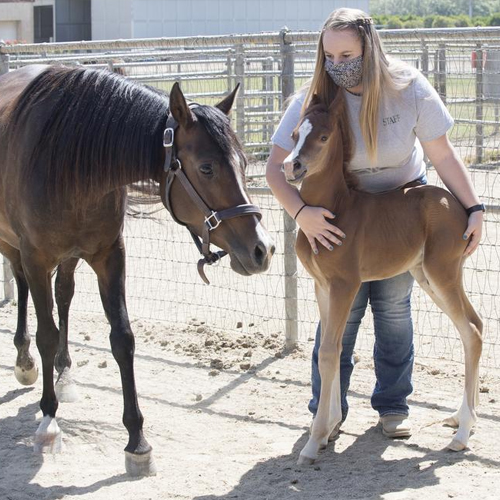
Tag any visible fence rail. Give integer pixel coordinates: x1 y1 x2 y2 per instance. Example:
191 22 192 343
0 28 499 366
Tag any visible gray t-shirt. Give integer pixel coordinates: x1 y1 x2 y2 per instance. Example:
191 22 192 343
271 71 454 193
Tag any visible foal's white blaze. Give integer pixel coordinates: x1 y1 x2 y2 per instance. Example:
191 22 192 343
293 118 313 160
283 119 312 181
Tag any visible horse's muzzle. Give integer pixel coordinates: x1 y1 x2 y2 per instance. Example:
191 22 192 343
229 225 275 276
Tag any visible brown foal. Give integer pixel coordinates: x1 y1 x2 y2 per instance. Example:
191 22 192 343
284 93 482 465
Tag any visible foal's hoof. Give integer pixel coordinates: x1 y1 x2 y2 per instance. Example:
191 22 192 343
125 450 157 477
297 454 316 466
15 364 39 386
55 369 79 403
34 416 63 453
443 414 459 428
446 438 467 452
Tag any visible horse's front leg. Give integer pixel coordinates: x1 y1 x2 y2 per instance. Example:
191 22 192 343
54 257 80 403
20 244 62 453
0 241 39 385
89 236 156 477
299 279 360 465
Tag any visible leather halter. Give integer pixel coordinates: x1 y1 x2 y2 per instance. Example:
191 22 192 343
162 105 263 284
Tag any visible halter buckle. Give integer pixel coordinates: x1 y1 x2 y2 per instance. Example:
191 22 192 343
205 211 221 230
163 127 175 147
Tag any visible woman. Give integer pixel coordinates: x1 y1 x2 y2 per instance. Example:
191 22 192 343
266 8 484 438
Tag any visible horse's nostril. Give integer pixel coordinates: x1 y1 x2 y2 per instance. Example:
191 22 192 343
270 244 276 256
254 242 265 266
293 160 301 170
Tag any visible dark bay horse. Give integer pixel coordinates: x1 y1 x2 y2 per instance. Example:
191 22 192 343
284 92 482 465
0 64 274 476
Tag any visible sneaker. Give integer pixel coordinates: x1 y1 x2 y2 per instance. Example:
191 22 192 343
380 414 412 438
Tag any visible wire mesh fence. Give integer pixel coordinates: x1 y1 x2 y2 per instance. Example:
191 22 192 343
0 28 499 367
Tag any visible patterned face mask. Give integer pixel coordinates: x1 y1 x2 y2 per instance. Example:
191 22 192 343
325 55 363 89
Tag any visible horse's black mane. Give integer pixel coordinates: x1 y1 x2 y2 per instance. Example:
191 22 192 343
7 65 243 207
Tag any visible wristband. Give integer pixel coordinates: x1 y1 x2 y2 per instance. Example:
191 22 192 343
294 204 307 220
465 203 485 216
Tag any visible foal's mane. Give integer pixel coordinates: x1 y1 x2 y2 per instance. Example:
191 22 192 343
305 90 357 190
8 65 244 209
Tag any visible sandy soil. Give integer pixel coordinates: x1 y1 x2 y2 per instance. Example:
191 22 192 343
0 301 499 500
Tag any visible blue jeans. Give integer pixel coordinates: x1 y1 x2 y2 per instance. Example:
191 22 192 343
308 272 415 420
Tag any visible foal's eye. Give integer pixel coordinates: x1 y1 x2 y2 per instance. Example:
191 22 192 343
320 136 328 142
199 163 213 175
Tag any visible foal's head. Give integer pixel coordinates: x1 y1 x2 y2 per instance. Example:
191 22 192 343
283 93 352 186
161 84 275 276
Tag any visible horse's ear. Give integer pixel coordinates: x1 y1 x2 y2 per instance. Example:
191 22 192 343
169 82 194 128
215 84 240 115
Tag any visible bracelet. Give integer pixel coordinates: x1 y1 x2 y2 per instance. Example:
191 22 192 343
294 204 307 220
465 203 486 216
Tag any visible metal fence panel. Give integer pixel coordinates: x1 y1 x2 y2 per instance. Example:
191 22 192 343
0 28 499 367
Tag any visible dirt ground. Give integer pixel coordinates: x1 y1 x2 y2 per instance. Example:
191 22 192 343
0 302 499 500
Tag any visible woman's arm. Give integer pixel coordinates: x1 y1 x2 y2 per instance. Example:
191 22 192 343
266 144 345 253
421 134 484 256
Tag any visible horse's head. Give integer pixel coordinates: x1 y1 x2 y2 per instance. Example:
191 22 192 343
161 83 275 277
283 94 343 185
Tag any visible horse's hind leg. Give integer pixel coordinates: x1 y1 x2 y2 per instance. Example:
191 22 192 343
0 241 38 385
412 262 482 450
20 244 62 453
54 257 79 403
89 237 156 477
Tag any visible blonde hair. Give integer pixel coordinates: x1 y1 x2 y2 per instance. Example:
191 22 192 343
302 8 413 164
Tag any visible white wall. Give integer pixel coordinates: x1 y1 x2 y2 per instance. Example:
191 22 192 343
90 0 370 40
91 0 133 40
0 2 34 42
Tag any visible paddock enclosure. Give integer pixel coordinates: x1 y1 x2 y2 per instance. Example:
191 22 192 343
0 28 499 499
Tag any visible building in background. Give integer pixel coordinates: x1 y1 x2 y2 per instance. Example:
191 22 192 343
0 0 369 43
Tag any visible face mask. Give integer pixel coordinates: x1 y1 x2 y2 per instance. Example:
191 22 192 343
325 55 363 89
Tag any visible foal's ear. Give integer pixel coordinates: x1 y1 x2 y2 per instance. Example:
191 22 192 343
310 93 321 106
215 83 240 115
169 82 194 128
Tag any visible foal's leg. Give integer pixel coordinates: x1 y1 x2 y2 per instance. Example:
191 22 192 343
54 258 80 403
20 245 62 453
299 279 360 465
0 241 38 385
412 262 482 450
89 237 156 477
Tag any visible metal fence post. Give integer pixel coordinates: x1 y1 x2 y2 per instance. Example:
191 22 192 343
3 258 14 301
262 56 274 143
0 43 10 75
0 45 13 302
226 49 233 93
235 44 245 142
437 43 447 102
280 28 298 348
476 44 484 165
421 41 429 79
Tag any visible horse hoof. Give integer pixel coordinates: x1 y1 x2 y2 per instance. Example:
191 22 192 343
447 439 466 452
297 454 316 466
125 450 157 477
14 364 39 385
55 369 79 403
55 381 79 403
34 416 63 453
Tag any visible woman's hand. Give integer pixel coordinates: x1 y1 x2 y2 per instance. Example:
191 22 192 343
463 211 484 257
296 206 346 254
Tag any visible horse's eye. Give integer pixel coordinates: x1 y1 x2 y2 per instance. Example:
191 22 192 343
199 163 213 175
320 136 328 142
